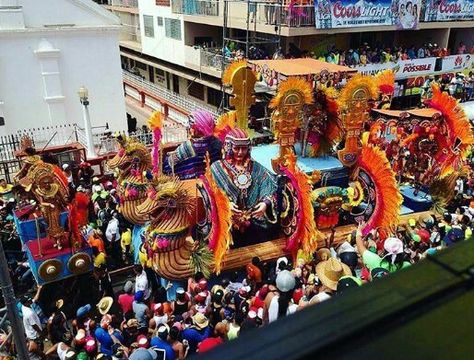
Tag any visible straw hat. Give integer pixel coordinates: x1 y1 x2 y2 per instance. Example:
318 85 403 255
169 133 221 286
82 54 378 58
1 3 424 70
97 296 113 315
192 312 209 330
316 248 332 262
316 258 352 291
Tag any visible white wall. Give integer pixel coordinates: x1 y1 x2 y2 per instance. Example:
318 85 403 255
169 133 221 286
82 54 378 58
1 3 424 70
0 0 127 134
139 0 185 66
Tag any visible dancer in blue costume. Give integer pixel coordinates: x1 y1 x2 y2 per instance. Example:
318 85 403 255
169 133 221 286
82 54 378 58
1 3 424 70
210 128 278 246
164 110 221 179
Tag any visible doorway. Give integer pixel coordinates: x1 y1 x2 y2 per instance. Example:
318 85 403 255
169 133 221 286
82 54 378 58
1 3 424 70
172 74 180 94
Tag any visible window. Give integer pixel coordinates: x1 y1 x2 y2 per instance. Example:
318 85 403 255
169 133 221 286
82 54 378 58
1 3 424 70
164 18 181 41
207 87 222 108
143 15 154 37
157 17 163 26
188 81 204 100
0 116 4 126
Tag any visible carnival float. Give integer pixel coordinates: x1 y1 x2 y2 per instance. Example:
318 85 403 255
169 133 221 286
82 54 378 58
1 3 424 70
11 138 93 285
11 60 473 285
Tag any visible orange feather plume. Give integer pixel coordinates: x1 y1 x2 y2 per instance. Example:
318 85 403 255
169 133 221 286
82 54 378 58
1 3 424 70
338 74 378 110
375 70 395 95
357 141 403 236
429 84 474 177
202 157 232 274
282 152 323 257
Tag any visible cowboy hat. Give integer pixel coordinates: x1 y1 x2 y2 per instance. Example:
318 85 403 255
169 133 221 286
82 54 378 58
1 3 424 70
316 258 352 291
192 312 209 330
97 296 113 315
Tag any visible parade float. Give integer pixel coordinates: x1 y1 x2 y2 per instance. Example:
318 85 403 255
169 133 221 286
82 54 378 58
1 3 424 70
11 62 473 285
113 64 453 281
11 139 93 285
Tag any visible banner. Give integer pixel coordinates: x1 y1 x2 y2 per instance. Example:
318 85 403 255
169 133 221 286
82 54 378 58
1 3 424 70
393 0 422 29
441 54 474 72
422 0 474 22
314 0 394 29
354 58 437 79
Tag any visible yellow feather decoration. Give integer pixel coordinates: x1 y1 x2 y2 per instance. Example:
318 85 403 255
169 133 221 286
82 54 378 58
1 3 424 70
338 74 378 110
222 60 248 86
269 77 313 109
148 111 164 131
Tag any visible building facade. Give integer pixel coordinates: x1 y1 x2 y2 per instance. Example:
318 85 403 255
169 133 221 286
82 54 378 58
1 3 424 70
0 0 126 134
103 0 474 112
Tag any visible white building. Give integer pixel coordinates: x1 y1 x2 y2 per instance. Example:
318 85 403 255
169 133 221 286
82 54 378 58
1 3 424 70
0 0 127 135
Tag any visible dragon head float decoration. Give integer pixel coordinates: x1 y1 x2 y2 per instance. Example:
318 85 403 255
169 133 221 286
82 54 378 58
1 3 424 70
136 176 211 279
108 135 152 225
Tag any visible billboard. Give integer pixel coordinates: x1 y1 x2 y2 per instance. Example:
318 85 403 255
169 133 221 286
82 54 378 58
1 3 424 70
422 0 474 22
354 58 437 79
441 54 474 72
314 0 421 29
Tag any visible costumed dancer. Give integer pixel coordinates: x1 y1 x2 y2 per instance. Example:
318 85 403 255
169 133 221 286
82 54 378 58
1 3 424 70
163 110 222 179
210 128 277 247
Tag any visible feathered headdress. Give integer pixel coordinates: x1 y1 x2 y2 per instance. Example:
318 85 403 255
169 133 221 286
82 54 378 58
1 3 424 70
338 74 378 111
147 111 164 175
269 77 313 109
357 141 403 236
214 111 237 142
375 70 395 96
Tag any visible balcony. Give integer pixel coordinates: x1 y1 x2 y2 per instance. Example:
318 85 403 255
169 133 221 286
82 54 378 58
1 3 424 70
172 0 220 17
184 46 223 77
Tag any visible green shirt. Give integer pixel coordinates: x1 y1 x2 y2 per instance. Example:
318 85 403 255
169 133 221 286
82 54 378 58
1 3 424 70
362 250 411 273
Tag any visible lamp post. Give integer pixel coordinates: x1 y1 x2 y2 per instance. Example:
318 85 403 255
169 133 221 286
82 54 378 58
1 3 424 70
78 86 97 159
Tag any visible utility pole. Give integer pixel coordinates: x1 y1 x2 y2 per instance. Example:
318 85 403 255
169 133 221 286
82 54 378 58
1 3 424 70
0 239 29 359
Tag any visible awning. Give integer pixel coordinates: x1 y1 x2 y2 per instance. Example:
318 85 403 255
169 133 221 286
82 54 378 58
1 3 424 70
407 108 441 118
371 109 403 118
248 58 356 77
372 108 441 119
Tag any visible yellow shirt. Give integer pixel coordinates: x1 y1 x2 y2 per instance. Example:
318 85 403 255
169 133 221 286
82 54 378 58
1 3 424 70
0 184 13 194
93 252 107 268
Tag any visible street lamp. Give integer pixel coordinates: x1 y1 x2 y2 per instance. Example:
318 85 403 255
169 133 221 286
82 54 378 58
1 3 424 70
78 86 97 159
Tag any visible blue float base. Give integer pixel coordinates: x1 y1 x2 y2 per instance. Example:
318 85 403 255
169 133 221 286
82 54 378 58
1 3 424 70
251 144 349 188
400 185 433 212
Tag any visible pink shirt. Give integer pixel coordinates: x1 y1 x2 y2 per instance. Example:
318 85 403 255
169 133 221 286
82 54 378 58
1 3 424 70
118 293 134 314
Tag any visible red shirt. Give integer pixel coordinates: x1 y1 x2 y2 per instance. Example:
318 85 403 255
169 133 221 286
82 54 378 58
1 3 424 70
118 293 134 314
198 337 224 353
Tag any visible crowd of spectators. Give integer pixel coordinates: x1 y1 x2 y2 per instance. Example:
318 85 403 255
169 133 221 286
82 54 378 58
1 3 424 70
1 153 474 359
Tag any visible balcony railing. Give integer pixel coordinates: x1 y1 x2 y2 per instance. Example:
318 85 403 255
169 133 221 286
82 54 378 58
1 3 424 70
107 0 139 7
201 48 224 72
123 70 219 125
256 4 315 27
171 0 220 16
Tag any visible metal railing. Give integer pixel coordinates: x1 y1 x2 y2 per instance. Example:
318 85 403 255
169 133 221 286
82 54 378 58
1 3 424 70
15 124 78 150
201 48 224 72
171 0 220 16
123 70 219 123
76 127 188 156
108 0 139 7
256 4 315 27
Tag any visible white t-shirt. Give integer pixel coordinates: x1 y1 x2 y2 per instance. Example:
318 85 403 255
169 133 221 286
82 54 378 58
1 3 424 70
135 271 150 300
105 218 120 242
153 314 168 328
268 295 298 323
22 305 42 340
